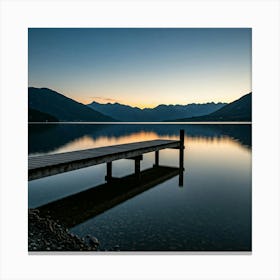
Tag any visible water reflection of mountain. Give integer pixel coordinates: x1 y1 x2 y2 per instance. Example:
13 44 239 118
28 124 251 155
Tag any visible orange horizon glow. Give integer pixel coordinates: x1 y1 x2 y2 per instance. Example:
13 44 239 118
74 93 248 109
40 130 250 157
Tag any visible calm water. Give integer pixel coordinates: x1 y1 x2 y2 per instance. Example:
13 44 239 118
28 123 251 251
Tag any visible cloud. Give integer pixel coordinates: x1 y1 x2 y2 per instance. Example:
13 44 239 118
91 96 121 103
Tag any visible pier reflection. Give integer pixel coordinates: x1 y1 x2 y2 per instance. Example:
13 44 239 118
38 165 182 228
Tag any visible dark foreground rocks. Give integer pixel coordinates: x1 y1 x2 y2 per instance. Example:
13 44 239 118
28 209 98 251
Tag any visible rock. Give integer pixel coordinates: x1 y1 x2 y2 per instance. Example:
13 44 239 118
85 235 99 247
113 245 120 251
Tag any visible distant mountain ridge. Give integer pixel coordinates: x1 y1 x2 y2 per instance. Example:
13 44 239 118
28 87 115 122
28 87 250 122
169 93 252 122
87 101 227 122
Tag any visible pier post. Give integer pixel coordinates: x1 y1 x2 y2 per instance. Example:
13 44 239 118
105 162 112 182
134 156 141 180
154 150 159 167
179 129 185 186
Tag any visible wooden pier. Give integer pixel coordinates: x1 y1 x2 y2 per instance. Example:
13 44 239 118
28 130 185 184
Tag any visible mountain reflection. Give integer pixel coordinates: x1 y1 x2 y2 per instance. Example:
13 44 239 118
28 124 251 155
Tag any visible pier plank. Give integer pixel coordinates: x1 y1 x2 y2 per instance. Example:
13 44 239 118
28 139 181 180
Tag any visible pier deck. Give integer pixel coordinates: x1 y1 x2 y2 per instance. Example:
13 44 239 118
29 132 184 181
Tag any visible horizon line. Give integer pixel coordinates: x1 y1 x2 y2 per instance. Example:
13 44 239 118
28 121 252 125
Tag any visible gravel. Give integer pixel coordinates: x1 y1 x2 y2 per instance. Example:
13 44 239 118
28 209 98 251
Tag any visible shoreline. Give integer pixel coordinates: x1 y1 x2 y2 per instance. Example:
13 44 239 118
28 209 98 251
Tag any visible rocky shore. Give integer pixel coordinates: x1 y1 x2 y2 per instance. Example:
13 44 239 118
28 209 99 251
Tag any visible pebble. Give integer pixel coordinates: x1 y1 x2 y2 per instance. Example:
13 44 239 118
28 209 97 251
113 245 120 251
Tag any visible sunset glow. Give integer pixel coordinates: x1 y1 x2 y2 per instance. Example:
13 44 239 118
28 28 251 108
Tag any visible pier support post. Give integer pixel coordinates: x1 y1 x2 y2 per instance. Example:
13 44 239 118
105 162 112 182
154 150 159 167
134 156 141 180
179 129 185 186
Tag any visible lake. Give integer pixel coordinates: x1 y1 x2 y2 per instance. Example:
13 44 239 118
28 123 251 251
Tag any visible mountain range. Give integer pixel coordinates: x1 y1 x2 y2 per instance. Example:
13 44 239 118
28 87 115 122
170 93 252 122
28 87 251 122
87 101 226 122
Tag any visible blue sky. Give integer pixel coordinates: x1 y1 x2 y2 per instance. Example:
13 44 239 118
28 28 251 108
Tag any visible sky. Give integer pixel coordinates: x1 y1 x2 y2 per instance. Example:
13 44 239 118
28 28 251 108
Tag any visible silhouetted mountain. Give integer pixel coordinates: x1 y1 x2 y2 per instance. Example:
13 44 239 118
29 108 58 122
87 101 226 121
28 87 115 122
169 93 252 122
88 102 144 121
